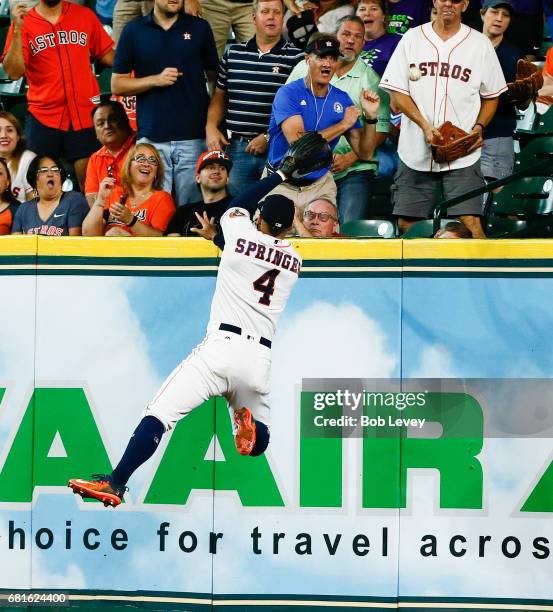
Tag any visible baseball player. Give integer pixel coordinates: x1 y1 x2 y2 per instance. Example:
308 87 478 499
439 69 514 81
67 134 327 508
2 0 114 192
380 0 507 238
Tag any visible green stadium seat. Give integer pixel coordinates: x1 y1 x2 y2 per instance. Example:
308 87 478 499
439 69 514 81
402 219 451 239
341 219 396 238
0 0 9 24
488 176 553 217
0 27 25 96
96 67 112 96
514 136 553 173
485 176 553 237
515 102 538 133
515 96 553 148
485 217 529 238
61 159 75 192
1 96 27 126
539 39 553 57
533 105 553 136
0 23 8 50
0 68 24 96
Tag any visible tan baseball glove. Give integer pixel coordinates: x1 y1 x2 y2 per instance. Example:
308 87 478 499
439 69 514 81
507 59 543 107
431 121 480 164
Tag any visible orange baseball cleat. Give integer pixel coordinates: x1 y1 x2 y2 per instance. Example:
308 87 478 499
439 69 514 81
234 407 257 455
68 475 127 508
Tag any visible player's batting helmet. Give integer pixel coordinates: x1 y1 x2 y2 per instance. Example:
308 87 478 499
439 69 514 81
259 194 295 231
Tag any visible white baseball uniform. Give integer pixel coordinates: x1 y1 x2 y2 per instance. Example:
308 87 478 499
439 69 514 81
145 206 301 431
380 23 507 172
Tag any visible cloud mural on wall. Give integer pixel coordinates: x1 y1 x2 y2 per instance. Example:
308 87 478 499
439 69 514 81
1 271 552 603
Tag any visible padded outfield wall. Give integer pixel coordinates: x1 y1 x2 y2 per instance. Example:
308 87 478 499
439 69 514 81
0 236 552 611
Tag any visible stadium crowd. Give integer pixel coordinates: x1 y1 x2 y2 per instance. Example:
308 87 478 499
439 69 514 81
0 0 552 238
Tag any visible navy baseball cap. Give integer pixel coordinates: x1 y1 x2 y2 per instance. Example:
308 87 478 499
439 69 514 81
305 35 342 57
259 195 295 231
481 0 514 13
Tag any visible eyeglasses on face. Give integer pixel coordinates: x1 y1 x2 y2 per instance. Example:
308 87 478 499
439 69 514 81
132 154 159 166
303 210 336 222
36 166 61 175
436 0 464 4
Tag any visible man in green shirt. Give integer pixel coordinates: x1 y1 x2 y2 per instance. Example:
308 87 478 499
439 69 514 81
286 15 390 223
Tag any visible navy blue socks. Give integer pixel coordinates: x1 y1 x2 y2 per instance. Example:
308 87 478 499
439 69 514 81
111 416 165 487
111 412 269 488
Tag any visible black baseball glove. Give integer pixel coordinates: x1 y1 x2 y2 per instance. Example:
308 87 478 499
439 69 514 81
278 132 333 180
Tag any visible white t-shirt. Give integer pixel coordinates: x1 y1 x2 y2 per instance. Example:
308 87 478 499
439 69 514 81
380 23 507 172
317 4 354 33
208 207 301 341
9 150 36 202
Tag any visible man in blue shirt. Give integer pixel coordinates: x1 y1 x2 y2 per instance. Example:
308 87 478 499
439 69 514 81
266 33 381 208
112 0 219 206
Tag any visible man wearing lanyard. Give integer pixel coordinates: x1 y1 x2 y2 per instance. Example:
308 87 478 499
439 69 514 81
265 33 381 209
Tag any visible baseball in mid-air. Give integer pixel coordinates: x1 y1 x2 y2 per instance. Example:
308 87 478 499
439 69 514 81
408 64 421 81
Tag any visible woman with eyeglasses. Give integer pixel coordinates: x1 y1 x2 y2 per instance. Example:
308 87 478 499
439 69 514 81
0 111 37 203
83 143 176 237
11 155 89 235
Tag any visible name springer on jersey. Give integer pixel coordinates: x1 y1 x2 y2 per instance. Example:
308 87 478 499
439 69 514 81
235 238 301 275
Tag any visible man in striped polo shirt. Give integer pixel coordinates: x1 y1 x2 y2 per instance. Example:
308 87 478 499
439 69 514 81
206 0 303 194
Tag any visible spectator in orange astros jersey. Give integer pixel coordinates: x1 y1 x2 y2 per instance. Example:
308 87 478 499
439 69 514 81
0 158 21 235
2 0 115 192
85 100 136 207
83 143 175 237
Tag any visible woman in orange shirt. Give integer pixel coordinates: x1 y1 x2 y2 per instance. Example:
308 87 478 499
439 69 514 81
82 143 176 236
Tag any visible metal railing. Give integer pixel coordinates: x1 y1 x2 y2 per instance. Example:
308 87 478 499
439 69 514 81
430 156 553 235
